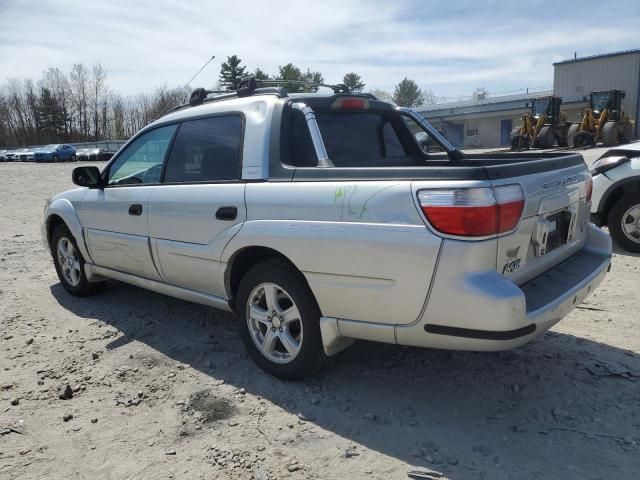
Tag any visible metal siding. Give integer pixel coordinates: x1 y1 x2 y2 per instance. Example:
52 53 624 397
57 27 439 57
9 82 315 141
553 53 640 137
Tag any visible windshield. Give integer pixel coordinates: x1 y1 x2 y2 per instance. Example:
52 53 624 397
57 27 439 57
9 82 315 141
591 92 613 112
532 98 550 116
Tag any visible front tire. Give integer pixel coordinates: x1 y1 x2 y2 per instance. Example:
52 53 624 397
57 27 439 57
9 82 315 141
51 225 99 296
608 193 640 253
236 259 325 380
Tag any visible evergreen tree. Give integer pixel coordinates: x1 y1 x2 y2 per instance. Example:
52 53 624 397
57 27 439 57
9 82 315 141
343 72 365 93
254 68 270 80
393 78 425 107
37 87 66 143
219 55 247 90
277 63 304 92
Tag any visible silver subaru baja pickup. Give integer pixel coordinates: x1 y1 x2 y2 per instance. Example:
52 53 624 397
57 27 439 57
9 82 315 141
43 80 612 379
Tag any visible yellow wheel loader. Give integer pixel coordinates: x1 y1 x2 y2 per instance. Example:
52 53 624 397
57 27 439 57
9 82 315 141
510 96 570 150
568 90 634 148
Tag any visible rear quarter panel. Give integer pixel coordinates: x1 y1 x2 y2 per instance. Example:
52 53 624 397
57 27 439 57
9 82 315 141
223 181 442 325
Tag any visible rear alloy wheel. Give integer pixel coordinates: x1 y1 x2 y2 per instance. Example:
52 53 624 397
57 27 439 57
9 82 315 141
608 193 640 253
247 283 303 364
236 259 325 380
52 155 59 163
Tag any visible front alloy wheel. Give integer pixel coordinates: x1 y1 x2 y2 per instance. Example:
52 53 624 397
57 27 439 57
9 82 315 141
57 237 82 287
51 224 100 296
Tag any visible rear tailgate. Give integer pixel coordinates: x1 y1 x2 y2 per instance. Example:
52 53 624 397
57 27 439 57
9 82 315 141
485 157 592 286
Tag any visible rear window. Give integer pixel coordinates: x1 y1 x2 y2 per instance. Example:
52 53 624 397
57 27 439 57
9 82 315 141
287 109 418 168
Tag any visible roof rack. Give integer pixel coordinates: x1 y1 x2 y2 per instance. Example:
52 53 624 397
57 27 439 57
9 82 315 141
255 79 351 94
164 75 374 116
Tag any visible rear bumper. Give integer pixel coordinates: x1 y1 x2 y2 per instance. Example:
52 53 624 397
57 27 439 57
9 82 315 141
395 224 611 351
320 225 612 355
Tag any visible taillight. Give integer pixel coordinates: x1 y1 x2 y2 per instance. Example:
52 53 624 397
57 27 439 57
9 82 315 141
585 175 593 202
418 185 524 237
331 97 370 110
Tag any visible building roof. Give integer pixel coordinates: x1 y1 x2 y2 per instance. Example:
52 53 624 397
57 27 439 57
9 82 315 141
553 48 640 66
419 90 552 118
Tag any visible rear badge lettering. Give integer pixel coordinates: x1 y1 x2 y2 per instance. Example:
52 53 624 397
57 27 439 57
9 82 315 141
502 258 521 274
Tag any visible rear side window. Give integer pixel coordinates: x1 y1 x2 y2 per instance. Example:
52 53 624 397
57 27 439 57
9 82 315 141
287 110 412 167
163 115 243 183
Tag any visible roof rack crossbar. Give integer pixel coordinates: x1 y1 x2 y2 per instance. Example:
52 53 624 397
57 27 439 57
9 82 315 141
255 79 350 94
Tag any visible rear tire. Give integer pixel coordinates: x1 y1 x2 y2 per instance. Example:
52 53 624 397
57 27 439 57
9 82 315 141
574 131 595 148
607 193 640 253
535 125 555 149
235 259 326 380
602 121 618 147
51 225 100 296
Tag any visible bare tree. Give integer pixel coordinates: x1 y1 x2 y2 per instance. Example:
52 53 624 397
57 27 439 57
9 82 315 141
69 63 89 139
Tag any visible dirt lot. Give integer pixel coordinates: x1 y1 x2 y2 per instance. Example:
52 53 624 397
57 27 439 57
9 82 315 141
1 156 639 480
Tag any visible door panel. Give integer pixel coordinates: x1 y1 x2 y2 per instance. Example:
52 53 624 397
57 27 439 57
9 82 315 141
76 187 161 280
148 184 246 296
86 229 159 279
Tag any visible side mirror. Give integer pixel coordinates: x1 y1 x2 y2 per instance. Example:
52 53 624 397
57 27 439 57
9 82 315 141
72 166 104 188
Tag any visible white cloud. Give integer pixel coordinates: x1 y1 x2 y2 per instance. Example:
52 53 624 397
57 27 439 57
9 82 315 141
0 0 638 99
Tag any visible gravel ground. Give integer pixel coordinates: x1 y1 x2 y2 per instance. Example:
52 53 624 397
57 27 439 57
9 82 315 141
1 155 639 480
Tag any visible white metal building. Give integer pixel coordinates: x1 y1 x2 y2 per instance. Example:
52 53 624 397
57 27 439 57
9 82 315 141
419 90 552 149
553 49 640 138
419 48 640 149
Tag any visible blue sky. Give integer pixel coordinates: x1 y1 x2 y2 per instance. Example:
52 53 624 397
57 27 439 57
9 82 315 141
0 0 639 99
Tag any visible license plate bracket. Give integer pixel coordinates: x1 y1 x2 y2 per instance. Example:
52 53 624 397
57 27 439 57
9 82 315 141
533 206 577 256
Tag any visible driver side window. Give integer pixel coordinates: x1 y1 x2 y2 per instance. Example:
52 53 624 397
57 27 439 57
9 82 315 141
108 125 177 185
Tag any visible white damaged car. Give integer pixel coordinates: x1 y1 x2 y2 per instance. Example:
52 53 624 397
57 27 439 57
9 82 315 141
591 142 640 252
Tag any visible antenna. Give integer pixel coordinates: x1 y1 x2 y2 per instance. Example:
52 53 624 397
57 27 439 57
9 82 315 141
185 55 216 87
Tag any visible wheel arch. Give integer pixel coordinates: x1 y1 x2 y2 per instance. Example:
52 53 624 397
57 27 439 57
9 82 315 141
599 176 640 226
225 246 317 312
44 199 92 262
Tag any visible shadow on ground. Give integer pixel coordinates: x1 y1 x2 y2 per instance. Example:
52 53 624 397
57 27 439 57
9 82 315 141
50 281 640 479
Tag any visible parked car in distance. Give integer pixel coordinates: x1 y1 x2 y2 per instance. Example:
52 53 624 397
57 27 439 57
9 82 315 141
0 150 7 161
88 147 114 162
43 84 611 379
4 150 17 161
76 148 91 161
34 144 77 162
591 141 640 252
14 148 33 162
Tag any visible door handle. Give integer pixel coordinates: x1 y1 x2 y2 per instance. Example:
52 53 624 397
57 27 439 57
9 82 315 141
128 204 143 216
215 206 238 221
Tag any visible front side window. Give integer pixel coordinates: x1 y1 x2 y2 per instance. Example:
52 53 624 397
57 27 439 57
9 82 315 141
107 125 177 185
163 115 243 183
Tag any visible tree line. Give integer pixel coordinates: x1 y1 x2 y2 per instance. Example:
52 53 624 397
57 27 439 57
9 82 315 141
0 55 436 148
